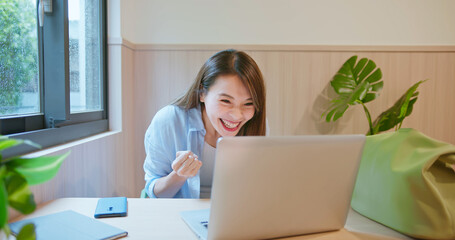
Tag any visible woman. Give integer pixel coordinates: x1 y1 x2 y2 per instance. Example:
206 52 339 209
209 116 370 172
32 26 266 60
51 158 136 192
143 49 266 198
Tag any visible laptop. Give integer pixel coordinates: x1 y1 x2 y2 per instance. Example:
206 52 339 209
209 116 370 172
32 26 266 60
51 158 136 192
181 135 366 240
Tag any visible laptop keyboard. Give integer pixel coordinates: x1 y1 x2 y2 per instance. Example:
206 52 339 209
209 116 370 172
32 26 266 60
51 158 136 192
200 221 209 228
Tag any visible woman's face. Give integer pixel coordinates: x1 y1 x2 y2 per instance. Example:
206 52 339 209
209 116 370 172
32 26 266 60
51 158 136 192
200 74 255 138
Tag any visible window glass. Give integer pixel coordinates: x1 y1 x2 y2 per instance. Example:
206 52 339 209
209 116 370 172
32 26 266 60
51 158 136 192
0 0 40 116
68 0 102 113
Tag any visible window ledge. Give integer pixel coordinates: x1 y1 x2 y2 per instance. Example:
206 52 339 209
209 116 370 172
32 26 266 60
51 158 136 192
23 130 121 158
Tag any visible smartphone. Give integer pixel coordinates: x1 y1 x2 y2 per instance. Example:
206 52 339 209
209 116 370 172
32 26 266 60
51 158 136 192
94 197 127 218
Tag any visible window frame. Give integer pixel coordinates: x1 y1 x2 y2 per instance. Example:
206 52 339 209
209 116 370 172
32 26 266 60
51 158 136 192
1 0 108 158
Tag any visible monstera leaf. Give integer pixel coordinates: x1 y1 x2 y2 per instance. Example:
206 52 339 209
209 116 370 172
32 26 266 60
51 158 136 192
369 80 427 135
324 56 383 122
324 55 427 136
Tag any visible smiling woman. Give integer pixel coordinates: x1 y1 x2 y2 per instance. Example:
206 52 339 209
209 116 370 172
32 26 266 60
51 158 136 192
199 75 256 146
143 49 266 199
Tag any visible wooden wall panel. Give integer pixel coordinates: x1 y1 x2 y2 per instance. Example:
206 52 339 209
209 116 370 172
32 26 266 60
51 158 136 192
9 44 453 221
133 46 455 153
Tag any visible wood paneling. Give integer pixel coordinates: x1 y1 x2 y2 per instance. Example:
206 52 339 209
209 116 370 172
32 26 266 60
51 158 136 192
133 45 455 148
13 43 454 221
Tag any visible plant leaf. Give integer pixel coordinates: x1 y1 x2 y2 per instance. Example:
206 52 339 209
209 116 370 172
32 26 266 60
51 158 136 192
6 152 69 185
0 138 23 152
16 223 36 240
0 136 42 163
370 80 427 135
0 137 41 153
0 138 23 161
0 175 8 229
323 55 383 122
5 172 36 214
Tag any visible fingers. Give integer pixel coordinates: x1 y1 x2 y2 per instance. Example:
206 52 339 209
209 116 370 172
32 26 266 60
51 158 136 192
191 160 203 176
172 151 202 178
171 151 192 171
179 157 202 176
178 155 201 177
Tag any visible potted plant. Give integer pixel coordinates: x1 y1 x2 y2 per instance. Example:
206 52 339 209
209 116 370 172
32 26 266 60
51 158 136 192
322 55 425 135
0 135 69 239
322 56 455 239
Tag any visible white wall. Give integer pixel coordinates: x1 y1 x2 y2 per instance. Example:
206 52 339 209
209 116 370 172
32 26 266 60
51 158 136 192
120 0 455 45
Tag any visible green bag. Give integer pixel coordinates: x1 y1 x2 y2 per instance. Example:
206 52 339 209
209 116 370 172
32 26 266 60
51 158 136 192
351 128 455 239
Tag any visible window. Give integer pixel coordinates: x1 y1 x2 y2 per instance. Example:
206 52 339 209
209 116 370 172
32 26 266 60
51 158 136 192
68 0 102 113
0 0 107 157
0 0 40 116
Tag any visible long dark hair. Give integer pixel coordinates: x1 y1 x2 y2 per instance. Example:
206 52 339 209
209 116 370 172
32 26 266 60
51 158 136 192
173 49 266 136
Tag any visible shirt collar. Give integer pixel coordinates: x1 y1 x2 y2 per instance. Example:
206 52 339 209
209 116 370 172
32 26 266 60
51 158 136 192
188 104 206 135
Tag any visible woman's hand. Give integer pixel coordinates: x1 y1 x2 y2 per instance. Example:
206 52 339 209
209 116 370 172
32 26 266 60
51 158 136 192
171 151 202 178
152 151 202 198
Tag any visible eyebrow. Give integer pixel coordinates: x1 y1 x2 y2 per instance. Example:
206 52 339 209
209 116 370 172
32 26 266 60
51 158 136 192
219 93 253 101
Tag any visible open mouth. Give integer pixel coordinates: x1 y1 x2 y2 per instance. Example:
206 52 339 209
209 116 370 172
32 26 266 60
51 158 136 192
220 119 240 132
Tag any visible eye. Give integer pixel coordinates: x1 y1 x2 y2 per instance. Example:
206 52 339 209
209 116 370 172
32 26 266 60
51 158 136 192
244 102 254 106
221 99 231 104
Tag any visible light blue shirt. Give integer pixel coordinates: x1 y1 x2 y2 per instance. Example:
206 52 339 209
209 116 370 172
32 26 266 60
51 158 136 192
143 105 206 198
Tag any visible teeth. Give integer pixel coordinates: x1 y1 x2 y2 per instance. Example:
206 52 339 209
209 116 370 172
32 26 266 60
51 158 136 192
221 119 240 129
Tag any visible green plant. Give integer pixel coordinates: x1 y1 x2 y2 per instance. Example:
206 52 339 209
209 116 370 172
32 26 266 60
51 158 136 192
323 55 426 135
0 135 69 239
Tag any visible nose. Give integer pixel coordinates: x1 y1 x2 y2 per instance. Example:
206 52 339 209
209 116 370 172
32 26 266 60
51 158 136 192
229 106 243 121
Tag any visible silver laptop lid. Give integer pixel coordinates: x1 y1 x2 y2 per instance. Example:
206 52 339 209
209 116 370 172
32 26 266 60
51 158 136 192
208 135 365 240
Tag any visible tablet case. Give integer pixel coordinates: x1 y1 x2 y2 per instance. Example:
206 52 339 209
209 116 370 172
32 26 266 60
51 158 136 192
9 210 128 240
94 197 128 218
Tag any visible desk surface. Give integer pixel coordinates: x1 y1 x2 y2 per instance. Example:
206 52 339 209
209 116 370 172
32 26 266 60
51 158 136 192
11 198 413 240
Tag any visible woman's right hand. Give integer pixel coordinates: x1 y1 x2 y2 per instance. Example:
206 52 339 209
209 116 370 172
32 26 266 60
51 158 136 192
171 151 202 178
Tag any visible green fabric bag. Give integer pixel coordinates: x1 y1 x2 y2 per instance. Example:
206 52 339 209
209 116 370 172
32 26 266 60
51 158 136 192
351 128 455 239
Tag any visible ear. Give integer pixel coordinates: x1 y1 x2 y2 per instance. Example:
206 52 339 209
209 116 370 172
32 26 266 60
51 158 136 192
199 88 206 103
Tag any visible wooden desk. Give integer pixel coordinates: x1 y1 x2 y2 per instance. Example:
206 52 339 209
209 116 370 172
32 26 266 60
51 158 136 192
11 198 413 240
